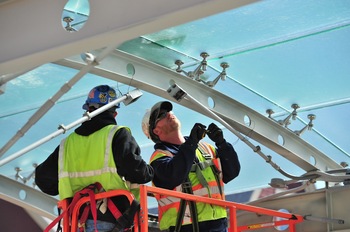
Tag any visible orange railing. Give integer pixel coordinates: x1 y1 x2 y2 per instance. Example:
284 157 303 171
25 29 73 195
56 185 303 232
57 189 139 232
139 185 303 232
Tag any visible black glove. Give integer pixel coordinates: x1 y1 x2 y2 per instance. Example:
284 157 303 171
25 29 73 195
207 123 225 145
189 123 207 144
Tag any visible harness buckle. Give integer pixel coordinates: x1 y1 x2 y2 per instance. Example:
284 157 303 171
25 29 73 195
202 152 212 160
78 222 86 232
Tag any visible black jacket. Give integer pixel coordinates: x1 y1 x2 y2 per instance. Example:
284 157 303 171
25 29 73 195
151 137 240 190
35 110 154 222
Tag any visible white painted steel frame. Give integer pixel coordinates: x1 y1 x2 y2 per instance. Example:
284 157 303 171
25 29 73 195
0 0 259 226
0 0 346 227
0 175 58 220
56 49 342 175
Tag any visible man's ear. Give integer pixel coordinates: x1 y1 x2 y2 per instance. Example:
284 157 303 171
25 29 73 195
153 127 160 137
113 111 118 118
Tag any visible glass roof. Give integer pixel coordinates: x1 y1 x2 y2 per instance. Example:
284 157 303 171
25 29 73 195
1 0 350 196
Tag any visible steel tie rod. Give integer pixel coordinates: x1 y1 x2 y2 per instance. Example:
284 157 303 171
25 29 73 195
0 45 118 158
0 89 142 167
167 81 330 182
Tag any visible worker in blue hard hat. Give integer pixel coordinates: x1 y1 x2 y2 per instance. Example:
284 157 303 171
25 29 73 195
36 85 154 232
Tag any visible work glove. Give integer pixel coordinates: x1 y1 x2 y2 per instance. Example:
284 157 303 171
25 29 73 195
207 123 225 145
189 123 207 144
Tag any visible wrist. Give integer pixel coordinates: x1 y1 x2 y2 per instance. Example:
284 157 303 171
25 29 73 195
215 139 226 147
187 137 199 146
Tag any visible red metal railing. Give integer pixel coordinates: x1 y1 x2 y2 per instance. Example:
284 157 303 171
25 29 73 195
56 185 303 232
139 185 303 232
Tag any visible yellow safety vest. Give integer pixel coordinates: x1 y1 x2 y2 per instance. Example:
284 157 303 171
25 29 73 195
58 125 140 200
150 142 226 230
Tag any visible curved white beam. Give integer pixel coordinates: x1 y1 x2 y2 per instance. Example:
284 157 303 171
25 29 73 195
54 49 343 174
0 174 58 220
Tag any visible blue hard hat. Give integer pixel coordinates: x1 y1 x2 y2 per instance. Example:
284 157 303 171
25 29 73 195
82 85 120 110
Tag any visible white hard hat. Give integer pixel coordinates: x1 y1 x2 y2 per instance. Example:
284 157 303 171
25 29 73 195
141 101 172 143
141 109 152 140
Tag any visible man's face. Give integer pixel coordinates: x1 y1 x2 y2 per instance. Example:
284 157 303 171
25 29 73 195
153 111 180 138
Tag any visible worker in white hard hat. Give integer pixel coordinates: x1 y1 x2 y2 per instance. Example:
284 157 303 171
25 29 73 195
142 101 240 232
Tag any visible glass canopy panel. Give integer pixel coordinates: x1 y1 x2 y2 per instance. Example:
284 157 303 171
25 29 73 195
115 0 350 168
1 0 350 196
297 104 350 163
1 64 116 118
118 0 350 111
0 64 128 159
223 26 350 108
138 0 350 66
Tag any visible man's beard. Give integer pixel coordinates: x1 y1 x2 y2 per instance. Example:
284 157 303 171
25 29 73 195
162 120 180 136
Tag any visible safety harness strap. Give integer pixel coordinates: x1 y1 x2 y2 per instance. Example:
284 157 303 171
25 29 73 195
77 185 100 232
174 179 199 232
191 163 210 190
190 159 214 171
44 182 132 232
196 142 224 196
109 198 140 231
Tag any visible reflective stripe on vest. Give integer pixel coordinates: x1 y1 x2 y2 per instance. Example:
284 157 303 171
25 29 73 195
59 125 119 179
58 125 139 200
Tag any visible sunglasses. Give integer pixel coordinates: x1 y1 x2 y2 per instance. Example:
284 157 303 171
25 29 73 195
155 111 168 125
